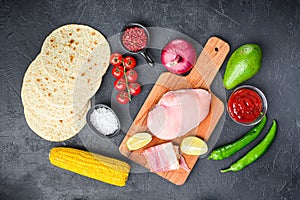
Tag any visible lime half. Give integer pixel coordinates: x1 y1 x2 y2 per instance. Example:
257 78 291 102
180 136 208 155
126 132 152 151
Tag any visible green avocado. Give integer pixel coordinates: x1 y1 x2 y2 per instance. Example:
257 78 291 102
223 44 262 89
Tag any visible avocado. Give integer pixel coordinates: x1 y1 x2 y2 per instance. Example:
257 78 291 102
223 44 262 89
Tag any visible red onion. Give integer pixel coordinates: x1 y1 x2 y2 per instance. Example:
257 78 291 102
161 39 196 74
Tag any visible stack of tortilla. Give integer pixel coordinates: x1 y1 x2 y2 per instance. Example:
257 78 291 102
21 24 110 142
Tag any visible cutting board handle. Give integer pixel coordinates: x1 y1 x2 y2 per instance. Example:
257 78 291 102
186 37 230 89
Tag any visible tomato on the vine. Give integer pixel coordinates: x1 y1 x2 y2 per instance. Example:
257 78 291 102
110 53 123 66
110 53 140 104
126 69 138 82
129 82 141 96
116 91 130 104
123 56 136 69
112 66 124 79
113 78 127 91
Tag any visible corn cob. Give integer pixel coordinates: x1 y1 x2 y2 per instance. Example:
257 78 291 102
49 147 130 186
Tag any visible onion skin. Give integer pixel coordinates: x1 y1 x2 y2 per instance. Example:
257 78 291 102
161 39 196 74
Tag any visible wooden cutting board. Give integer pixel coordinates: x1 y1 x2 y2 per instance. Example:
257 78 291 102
119 37 230 185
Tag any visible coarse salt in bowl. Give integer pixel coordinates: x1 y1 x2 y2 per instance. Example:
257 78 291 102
86 104 121 138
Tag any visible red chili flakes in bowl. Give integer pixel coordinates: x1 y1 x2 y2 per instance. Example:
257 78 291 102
122 27 147 52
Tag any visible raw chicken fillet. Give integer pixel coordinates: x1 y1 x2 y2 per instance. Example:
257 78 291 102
147 89 211 140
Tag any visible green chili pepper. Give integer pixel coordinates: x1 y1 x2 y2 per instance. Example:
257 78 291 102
221 120 277 173
208 115 267 160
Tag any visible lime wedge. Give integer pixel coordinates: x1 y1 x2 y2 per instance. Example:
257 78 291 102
126 132 152 151
180 136 208 155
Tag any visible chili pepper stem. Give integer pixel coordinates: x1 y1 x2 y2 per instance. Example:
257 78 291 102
220 168 232 173
207 155 214 160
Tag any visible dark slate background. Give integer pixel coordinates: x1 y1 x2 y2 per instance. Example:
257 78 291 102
0 0 299 199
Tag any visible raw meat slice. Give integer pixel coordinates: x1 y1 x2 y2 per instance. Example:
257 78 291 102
142 142 179 172
147 89 211 140
179 156 190 172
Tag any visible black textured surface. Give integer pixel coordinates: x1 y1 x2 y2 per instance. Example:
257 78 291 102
0 0 299 199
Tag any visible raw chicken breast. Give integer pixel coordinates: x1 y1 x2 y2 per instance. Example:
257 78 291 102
147 89 211 140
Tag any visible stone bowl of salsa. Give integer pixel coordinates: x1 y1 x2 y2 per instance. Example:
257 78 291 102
227 85 267 126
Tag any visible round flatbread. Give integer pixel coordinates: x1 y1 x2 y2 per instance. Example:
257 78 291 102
40 24 110 86
24 101 90 142
22 57 102 108
21 58 91 119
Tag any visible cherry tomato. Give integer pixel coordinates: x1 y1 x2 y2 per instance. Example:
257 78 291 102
129 82 141 96
112 66 124 79
116 91 130 104
114 78 127 91
117 65 125 70
123 56 136 69
110 53 123 66
126 69 138 82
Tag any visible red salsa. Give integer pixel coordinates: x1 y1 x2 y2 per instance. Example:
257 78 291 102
227 88 262 123
122 27 147 52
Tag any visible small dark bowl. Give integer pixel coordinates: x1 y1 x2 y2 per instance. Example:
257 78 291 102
120 23 150 52
86 104 121 138
120 23 155 67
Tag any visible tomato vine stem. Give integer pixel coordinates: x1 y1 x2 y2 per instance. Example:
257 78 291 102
123 63 131 101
